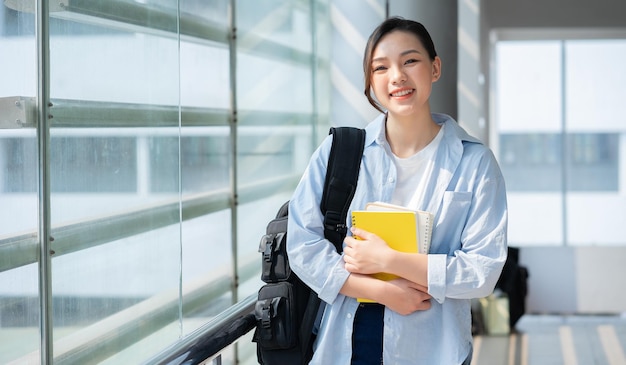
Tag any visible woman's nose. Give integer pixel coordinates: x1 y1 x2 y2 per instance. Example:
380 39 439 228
390 65 406 84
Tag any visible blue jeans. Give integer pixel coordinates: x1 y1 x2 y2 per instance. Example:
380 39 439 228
351 303 384 365
350 303 473 365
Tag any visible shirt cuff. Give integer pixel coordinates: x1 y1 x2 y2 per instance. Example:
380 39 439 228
317 257 350 304
428 254 447 304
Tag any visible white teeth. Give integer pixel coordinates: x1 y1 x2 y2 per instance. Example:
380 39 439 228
391 89 412 97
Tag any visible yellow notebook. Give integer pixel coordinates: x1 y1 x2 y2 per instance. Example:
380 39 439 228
351 210 420 302
365 201 433 255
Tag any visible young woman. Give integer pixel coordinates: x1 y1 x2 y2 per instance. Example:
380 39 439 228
287 17 507 364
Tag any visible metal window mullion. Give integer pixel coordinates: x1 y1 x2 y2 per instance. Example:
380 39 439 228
309 0 318 153
176 0 184 338
36 0 53 363
560 40 568 246
227 1 240 363
228 0 238 305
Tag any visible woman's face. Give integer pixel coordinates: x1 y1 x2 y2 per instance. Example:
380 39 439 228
370 30 441 117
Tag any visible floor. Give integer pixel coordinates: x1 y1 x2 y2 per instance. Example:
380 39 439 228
472 315 626 365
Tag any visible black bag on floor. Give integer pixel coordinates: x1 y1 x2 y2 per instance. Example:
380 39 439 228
253 127 365 365
496 246 529 329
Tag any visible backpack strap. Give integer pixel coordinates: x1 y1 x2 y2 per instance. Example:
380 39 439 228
298 127 365 364
320 127 366 252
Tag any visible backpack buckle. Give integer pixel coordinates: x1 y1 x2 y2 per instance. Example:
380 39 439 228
324 211 347 235
260 299 273 329
259 234 274 263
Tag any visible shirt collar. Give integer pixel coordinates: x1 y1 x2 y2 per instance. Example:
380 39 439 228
364 112 483 148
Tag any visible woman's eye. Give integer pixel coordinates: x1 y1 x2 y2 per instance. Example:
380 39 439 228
373 65 387 72
405 58 418 65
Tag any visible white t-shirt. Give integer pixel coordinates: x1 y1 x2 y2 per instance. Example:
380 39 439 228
387 123 445 209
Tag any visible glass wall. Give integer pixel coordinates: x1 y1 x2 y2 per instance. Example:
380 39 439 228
493 37 626 247
0 0 330 363
0 2 40 361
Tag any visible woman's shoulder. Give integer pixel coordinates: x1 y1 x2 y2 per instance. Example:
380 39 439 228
434 113 483 145
433 114 501 169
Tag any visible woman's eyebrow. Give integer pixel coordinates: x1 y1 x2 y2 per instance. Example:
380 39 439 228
372 49 422 63
401 49 421 56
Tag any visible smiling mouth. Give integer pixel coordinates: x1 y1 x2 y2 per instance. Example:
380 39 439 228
390 89 414 97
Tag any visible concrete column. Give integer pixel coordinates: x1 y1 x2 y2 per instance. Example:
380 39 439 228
388 0 458 120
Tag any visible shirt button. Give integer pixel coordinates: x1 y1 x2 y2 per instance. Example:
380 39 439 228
347 313 352 319
388 177 395 183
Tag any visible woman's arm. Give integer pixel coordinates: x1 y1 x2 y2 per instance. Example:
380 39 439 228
344 227 429 287
339 272 431 315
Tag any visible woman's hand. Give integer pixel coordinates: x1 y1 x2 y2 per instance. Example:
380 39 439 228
380 278 432 315
340 273 432 315
343 226 392 275
344 227 432 315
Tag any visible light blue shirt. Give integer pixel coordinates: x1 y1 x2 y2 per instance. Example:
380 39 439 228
287 113 508 365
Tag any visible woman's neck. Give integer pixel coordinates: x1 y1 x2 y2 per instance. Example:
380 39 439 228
385 110 441 158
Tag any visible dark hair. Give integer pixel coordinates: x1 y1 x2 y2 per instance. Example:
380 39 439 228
363 17 438 113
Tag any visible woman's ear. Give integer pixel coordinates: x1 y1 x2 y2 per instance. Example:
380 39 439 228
432 56 442 82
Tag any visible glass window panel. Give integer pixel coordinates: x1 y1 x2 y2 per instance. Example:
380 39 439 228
53 136 137 192
237 1 312 54
50 227 181 359
496 41 562 132
564 39 626 247
177 0 233 345
48 2 183 361
180 0 229 28
0 135 39 237
180 213 232 335
237 54 313 113
148 135 182 193
499 133 562 191
566 40 626 131
2 0 325 362
180 42 230 109
495 38 625 248
566 133 619 191
1 136 37 193
238 127 301 184
50 33 179 104
0 264 40 362
151 134 231 193
495 41 564 246
0 5 40 364
234 2 316 361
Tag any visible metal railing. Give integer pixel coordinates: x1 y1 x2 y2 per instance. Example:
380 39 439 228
145 294 257 365
11 260 260 364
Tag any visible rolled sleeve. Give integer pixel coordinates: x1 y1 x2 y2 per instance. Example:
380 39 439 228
287 135 353 304
427 253 448 303
317 257 351 304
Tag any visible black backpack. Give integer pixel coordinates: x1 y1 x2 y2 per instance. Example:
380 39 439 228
253 127 365 365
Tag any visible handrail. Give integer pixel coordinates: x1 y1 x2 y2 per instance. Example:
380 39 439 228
11 258 260 364
0 174 299 273
144 293 257 365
